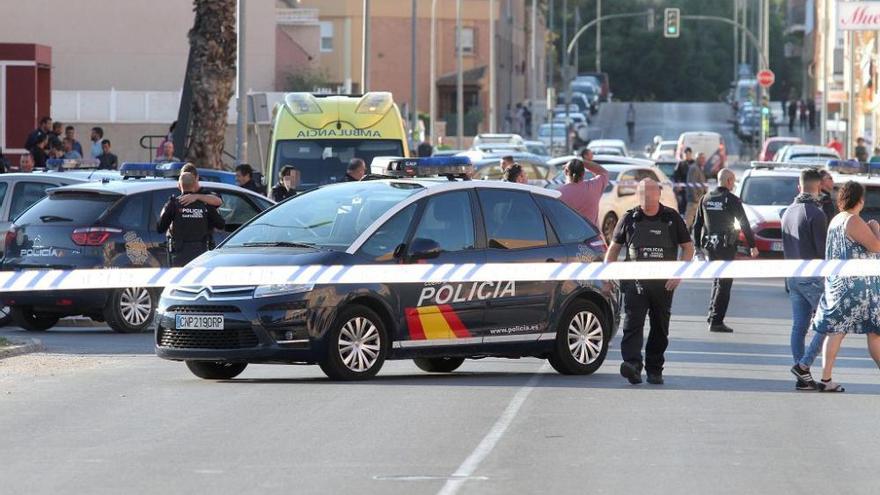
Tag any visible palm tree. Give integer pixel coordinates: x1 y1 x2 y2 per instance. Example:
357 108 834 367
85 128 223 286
186 0 237 169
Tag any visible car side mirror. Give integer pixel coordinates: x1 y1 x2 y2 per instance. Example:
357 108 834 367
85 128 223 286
408 237 442 260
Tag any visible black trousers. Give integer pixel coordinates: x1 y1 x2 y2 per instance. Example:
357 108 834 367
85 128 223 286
707 246 737 324
620 280 673 374
168 242 208 268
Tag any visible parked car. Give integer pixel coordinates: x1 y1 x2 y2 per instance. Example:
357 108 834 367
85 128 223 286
774 144 840 163
537 123 570 156
472 152 553 187
472 133 525 149
1 175 274 333
733 165 801 258
650 140 678 161
524 140 551 160
760 137 802 161
587 139 628 157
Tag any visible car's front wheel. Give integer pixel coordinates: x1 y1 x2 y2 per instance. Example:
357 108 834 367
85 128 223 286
414 357 465 373
10 307 59 332
186 361 248 380
601 212 618 244
104 287 156 333
319 305 387 381
548 300 609 375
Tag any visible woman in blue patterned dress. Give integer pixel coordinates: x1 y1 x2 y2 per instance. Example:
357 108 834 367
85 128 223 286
791 181 880 392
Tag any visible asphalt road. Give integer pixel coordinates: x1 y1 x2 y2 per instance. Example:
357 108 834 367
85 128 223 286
589 102 745 162
2 278 879 495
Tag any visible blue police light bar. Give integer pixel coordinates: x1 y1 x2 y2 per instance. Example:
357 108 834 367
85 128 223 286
372 156 474 178
119 162 157 178
826 159 863 175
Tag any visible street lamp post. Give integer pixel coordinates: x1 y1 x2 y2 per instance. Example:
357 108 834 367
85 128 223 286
361 0 370 93
456 0 463 149
490 0 497 133
235 0 247 167
429 0 437 145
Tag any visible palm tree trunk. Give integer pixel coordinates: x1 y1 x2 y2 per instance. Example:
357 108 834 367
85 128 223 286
186 0 237 169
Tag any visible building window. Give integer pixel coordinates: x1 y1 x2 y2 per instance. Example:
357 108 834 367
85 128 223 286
320 21 334 52
457 27 474 55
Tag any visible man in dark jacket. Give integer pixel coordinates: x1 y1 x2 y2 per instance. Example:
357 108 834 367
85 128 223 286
271 165 299 202
345 158 366 182
673 147 694 214
235 163 263 194
693 168 759 333
818 169 836 222
157 172 225 267
781 168 827 390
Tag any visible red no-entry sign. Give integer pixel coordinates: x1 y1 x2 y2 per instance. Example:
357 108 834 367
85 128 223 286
757 69 775 88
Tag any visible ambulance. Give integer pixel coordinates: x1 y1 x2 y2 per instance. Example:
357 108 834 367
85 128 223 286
267 92 409 191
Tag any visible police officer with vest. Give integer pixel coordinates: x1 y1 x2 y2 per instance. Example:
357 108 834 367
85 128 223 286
605 178 695 385
693 168 759 333
157 172 225 267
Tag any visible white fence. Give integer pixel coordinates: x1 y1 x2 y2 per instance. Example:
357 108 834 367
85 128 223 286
51 90 287 124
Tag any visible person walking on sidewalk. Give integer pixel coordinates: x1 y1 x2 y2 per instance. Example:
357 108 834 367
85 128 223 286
781 168 827 391
626 103 636 143
604 178 695 385
684 153 708 229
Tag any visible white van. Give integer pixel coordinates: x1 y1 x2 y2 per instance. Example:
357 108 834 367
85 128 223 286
676 131 727 178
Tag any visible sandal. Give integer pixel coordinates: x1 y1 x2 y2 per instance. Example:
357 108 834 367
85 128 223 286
819 379 845 393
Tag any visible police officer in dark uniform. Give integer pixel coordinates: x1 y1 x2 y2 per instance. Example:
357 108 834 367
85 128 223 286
157 172 225 267
605 178 695 385
692 168 759 333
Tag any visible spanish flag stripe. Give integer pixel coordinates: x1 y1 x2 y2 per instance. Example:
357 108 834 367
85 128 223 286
416 306 452 340
438 304 472 338
405 307 427 340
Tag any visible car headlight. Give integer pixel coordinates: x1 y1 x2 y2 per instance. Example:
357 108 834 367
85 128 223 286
253 283 315 298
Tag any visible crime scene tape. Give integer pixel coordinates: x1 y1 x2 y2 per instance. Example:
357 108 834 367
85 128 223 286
544 177 710 188
0 259 874 293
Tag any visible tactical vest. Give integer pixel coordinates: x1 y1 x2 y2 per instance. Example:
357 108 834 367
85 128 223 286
701 189 738 248
626 209 677 261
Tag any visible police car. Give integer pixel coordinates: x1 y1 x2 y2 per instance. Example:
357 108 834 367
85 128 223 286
154 157 620 381
734 162 809 257
1 163 273 333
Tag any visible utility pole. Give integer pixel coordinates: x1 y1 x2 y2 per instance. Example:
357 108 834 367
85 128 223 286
759 0 769 148
429 0 437 145
456 0 463 148
733 0 739 80
574 7 580 73
410 0 418 145
847 30 855 154
741 0 747 65
563 0 570 152
235 0 247 167
596 0 601 73
491 0 498 133
819 0 828 144
528 0 535 136
361 0 370 92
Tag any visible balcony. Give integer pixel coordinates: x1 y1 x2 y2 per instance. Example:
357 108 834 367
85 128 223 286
277 8 319 26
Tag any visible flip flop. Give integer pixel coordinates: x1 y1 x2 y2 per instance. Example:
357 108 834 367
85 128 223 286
819 379 845 393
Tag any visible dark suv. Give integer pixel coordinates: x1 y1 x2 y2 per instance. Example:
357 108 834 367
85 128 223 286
1 180 273 333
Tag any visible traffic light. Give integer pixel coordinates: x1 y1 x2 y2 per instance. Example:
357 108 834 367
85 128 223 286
664 8 680 38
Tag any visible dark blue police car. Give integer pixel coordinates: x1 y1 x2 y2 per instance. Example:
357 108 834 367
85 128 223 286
155 157 619 381
1 163 273 333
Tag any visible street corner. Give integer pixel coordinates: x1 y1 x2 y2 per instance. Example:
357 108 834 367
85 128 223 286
0 337 44 360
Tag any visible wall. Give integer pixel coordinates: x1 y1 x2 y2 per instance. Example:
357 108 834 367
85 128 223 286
0 0 276 92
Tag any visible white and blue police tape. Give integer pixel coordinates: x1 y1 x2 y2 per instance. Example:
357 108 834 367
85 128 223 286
0 259 874 293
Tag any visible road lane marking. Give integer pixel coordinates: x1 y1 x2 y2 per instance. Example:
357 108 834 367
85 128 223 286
437 363 547 495
667 350 873 362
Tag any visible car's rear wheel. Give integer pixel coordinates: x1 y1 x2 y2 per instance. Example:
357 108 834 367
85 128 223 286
548 300 609 375
319 305 387 381
602 212 618 244
104 287 156 333
414 357 465 373
0 305 11 327
185 361 248 380
10 307 59 332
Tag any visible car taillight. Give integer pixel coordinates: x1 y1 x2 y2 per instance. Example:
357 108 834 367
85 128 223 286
4 228 15 249
71 227 119 246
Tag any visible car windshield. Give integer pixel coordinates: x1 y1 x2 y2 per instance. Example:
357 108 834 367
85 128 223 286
223 181 423 250
273 139 405 190
15 192 120 224
740 176 800 205
861 186 880 221
527 144 549 155
767 141 796 154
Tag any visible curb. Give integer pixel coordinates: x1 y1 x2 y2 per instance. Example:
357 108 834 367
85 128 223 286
0 338 44 360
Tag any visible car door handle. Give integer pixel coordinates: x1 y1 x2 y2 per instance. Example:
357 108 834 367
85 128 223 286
546 258 557 262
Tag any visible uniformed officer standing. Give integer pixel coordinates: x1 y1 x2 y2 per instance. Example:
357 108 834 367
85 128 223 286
605 179 695 385
692 168 759 333
157 172 225 267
